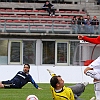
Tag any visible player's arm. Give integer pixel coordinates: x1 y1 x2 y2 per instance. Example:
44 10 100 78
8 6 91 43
47 69 56 77
29 75 42 90
70 89 75 100
78 35 100 44
84 67 93 74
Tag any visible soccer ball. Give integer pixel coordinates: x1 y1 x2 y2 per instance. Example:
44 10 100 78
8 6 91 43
26 95 38 100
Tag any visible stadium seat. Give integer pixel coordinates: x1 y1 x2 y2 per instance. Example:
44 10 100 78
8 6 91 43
3 14 10 17
39 10 46 13
56 16 63 18
17 15 23 17
33 10 39 12
26 10 33 12
0 9 6 12
13 9 19 12
10 15 16 17
13 20 20 23
6 9 12 12
63 16 69 18
20 20 28 23
47 20 53 23
0 20 6 22
6 20 13 23
19 10 26 12
61 21 67 24
37 15 43 18
66 11 72 13
33 20 40 23
59 11 65 13
30 15 36 18
23 15 30 18
41 20 47 23
43 16 50 18
72 11 79 13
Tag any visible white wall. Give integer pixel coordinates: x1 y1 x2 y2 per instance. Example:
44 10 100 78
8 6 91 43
0 65 93 84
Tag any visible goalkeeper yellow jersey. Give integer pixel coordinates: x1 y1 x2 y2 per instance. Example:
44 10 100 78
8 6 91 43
51 86 75 100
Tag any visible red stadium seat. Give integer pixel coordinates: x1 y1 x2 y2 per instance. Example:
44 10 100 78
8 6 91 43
61 21 67 24
47 20 53 23
43 16 50 18
63 16 69 18
41 20 47 23
17 15 23 17
37 26 44 29
45 26 51 29
6 9 12 12
6 20 13 23
54 21 60 24
33 20 40 23
30 15 36 18
72 11 79 13
3 14 10 17
10 15 16 17
33 10 39 12
20 20 28 23
56 16 63 18
66 11 72 13
13 20 20 23
19 10 26 12
23 15 30 18
39 10 46 13
0 20 6 22
59 11 65 13
13 9 19 12
26 10 33 12
30 26 37 28
37 15 43 18
0 9 6 12
11 26 17 28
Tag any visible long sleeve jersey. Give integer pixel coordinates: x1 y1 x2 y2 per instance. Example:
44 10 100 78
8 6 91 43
11 71 39 88
82 36 100 44
51 86 75 100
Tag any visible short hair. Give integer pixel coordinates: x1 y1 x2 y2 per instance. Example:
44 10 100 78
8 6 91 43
50 75 61 88
24 64 30 68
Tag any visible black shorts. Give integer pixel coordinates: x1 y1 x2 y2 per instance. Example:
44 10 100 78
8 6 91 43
2 80 21 88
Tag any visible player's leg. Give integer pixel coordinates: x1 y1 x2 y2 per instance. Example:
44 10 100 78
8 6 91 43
1 80 17 88
0 81 5 88
68 82 89 97
94 82 100 100
47 69 56 77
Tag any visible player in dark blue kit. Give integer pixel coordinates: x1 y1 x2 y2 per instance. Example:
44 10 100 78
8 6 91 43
0 64 42 89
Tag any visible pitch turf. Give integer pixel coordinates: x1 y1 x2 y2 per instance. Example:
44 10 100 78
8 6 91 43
0 83 95 100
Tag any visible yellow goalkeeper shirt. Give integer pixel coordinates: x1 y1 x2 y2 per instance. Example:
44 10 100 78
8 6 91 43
51 86 75 100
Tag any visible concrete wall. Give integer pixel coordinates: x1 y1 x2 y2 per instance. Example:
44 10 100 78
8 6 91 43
0 65 93 84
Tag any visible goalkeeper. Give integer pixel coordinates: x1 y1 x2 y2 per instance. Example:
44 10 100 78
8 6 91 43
47 69 89 100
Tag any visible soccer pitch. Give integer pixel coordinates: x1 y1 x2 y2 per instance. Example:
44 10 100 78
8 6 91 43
0 83 95 100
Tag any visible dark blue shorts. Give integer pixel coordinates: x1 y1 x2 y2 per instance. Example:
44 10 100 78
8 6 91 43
2 80 21 88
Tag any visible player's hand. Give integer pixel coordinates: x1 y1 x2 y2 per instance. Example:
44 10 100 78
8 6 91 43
38 87 43 90
78 35 84 40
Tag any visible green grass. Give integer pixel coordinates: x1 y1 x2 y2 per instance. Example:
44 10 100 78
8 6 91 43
0 83 95 100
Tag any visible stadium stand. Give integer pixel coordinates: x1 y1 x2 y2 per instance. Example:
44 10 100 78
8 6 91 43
0 0 100 34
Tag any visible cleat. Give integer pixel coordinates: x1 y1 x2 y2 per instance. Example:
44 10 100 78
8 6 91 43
82 82 89 86
90 97 95 100
47 69 56 76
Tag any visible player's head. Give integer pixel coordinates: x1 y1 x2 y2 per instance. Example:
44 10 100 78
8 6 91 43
23 64 30 73
50 75 64 89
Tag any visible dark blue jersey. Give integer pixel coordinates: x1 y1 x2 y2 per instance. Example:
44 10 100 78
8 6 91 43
10 71 39 88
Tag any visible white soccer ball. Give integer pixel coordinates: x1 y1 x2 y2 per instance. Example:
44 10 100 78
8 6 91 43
26 95 38 100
